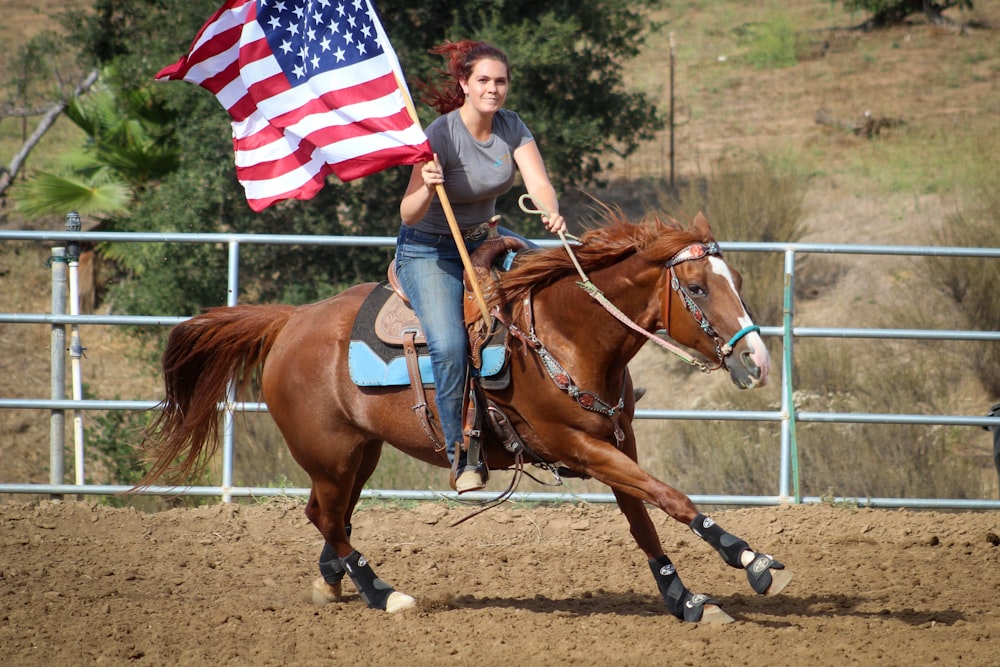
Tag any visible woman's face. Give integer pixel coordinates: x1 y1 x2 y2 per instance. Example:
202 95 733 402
460 58 509 115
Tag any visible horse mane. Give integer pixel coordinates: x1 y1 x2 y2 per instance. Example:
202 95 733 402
500 209 713 302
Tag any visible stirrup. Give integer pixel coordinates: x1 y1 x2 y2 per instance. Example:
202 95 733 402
455 468 486 494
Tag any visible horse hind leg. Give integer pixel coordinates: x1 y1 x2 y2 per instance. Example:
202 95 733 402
689 513 794 597
312 525 350 605
307 443 416 614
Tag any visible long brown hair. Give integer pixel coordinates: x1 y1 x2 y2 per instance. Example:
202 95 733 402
416 40 511 114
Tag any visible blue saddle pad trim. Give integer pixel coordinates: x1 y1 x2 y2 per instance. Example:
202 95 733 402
349 341 506 387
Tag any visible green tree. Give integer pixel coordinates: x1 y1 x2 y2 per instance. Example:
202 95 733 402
13 66 180 217
60 0 665 317
832 0 974 30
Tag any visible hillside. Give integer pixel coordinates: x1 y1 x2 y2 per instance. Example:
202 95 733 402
1 1 999 496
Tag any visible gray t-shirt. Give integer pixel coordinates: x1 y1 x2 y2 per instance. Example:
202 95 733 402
413 108 534 235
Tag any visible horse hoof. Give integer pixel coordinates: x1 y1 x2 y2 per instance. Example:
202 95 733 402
700 604 734 624
311 577 342 605
385 591 416 614
745 553 792 596
765 567 794 597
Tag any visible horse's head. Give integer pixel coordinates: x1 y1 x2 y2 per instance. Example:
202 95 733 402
659 213 770 389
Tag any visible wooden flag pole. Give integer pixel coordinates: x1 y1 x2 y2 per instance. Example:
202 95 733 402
431 180 493 327
395 75 493 327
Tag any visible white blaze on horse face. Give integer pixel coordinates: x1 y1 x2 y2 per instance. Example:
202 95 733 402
708 256 771 383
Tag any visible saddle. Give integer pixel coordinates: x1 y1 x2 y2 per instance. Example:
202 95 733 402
347 232 594 492
347 231 530 478
380 232 527 367
461 233 529 366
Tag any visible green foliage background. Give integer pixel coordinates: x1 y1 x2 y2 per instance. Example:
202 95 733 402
58 0 665 316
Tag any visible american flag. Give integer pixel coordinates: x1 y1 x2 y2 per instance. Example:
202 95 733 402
156 0 432 212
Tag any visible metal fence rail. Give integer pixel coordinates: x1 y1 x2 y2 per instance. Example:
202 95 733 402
2 222 999 508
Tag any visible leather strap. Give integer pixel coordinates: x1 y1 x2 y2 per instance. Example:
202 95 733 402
403 331 445 450
463 382 485 473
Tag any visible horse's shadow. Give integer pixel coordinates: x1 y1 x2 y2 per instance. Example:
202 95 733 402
723 592 969 627
420 591 968 626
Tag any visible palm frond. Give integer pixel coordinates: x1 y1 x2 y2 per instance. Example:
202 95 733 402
13 171 132 217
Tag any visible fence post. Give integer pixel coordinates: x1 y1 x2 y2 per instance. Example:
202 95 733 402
220 240 241 503
49 246 67 498
66 211 86 493
779 249 800 503
668 32 676 189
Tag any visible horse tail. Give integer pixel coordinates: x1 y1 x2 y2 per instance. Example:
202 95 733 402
135 304 296 489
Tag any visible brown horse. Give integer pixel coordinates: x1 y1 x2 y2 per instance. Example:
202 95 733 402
139 210 791 623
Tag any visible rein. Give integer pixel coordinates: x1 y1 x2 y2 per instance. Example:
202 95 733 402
517 195 757 372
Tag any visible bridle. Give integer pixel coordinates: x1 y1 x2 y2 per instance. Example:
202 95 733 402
515 195 759 372
499 196 761 445
662 242 761 370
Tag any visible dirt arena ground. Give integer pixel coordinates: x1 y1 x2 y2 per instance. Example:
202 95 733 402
2 499 998 666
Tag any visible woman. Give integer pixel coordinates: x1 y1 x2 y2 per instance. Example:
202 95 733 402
396 40 566 493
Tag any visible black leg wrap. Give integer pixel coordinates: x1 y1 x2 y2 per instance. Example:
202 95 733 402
745 552 786 595
342 550 396 610
690 514 750 569
649 556 717 623
317 525 351 585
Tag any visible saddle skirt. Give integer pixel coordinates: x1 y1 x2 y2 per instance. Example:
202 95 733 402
347 284 507 386
347 234 527 387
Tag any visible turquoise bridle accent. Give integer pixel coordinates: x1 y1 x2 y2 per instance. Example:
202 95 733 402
665 243 760 360
724 325 762 354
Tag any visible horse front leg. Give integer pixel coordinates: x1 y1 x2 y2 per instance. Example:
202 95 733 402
688 513 793 598
614 490 735 624
576 441 792 614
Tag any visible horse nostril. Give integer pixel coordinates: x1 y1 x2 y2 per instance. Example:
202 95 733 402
741 350 760 379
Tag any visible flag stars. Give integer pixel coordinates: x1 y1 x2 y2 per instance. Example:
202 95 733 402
259 0 384 81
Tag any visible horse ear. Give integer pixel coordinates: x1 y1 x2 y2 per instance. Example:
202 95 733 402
692 211 714 241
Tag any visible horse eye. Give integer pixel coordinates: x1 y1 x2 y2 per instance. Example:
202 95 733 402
687 284 706 296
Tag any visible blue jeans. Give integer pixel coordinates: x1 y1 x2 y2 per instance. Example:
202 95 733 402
395 224 535 469
396 225 534 474
395 225 486 469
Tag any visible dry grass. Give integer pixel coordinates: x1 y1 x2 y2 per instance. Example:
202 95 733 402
2 0 999 499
